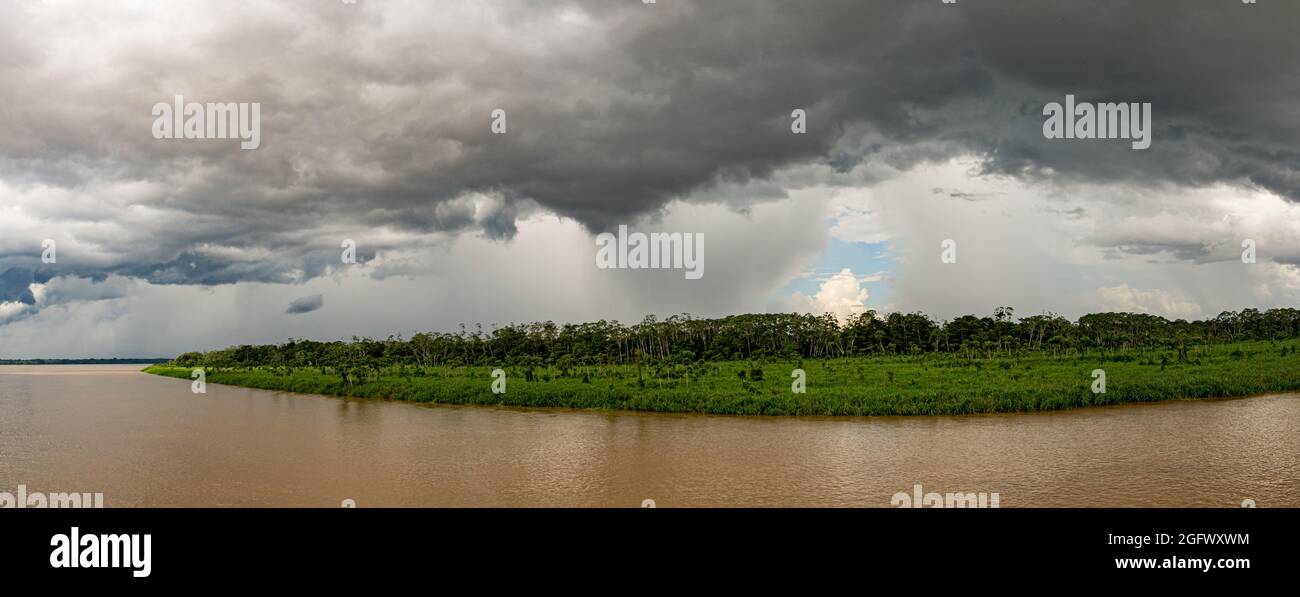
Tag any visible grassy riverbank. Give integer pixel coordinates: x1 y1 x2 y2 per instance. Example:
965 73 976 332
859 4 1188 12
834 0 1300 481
144 340 1300 416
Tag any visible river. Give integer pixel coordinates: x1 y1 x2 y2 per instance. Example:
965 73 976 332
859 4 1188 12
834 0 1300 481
1 365 1296 507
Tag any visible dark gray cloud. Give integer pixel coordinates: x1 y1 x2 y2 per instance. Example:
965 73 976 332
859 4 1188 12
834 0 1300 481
1 0 1298 303
286 294 324 315
931 188 996 202
0 269 36 305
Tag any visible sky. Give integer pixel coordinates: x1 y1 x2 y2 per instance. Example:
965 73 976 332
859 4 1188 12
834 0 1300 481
1 0 1299 358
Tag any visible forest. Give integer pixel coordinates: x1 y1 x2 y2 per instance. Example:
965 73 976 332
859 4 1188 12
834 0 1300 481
169 307 1300 369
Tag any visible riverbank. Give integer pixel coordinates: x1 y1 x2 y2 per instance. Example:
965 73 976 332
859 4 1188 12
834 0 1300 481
144 340 1300 416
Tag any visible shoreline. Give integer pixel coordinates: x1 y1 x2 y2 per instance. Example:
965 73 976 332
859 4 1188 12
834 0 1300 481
140 365 1298 421
142 340 1300 416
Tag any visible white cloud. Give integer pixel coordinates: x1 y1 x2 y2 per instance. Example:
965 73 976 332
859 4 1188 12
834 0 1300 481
0 301 31 326
825 159 1300 321
790 268 869 321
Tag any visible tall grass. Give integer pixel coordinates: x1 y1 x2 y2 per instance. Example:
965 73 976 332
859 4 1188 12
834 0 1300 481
144 340 1300 416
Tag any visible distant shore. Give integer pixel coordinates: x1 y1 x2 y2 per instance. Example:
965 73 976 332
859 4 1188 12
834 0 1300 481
1 359 170 365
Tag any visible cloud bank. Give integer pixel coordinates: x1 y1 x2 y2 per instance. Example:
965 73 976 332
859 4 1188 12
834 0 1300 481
1 0 1298 356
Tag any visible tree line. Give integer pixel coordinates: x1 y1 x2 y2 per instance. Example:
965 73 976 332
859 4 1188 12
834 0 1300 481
172 307 1300 369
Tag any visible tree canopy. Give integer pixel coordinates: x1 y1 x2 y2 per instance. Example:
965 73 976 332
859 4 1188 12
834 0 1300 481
172 307 1300 369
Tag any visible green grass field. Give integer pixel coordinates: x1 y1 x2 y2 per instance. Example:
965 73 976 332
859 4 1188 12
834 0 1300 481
144 340 1300 416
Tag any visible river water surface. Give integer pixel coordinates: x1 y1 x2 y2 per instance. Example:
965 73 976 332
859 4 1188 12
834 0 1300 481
1 365 1296 507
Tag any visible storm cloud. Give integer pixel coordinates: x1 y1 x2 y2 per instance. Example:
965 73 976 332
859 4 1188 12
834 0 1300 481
4 1 1300 270
1 0 1299 352
286 293 323 315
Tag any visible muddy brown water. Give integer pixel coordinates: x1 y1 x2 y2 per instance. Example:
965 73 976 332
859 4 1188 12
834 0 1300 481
1 365 1296 507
